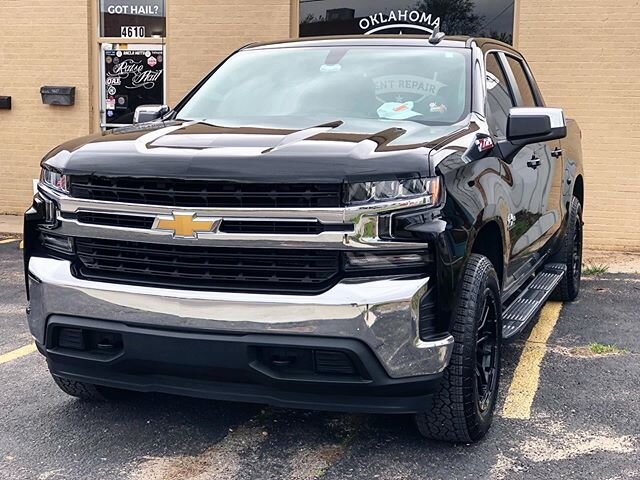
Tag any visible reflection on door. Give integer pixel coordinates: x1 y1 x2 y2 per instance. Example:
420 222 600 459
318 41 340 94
506 142 557 280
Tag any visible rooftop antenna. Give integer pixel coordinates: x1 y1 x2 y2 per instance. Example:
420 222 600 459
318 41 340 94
429 24 446 45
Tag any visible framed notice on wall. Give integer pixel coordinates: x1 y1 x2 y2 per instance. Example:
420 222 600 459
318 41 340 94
101 45 165 127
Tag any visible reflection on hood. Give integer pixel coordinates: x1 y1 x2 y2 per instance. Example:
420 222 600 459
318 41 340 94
168 115 471 150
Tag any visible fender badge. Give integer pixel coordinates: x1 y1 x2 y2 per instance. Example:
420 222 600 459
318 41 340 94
475 137 495 152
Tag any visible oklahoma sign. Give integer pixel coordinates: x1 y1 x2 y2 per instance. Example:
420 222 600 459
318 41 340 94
359 10 441 35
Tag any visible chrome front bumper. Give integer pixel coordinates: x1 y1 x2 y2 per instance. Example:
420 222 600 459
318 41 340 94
27 256 453 379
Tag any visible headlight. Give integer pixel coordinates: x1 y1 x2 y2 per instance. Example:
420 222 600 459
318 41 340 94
40 167 69 193
345 177 442 206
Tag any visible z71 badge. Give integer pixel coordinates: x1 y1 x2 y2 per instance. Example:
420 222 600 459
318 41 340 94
475 136 495 152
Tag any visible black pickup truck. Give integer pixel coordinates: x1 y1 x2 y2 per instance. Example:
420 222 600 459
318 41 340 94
24 35 583 443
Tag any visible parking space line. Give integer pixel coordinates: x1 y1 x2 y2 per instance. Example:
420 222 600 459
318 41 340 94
0 238 19 244
502 301 563 419
0 344 37 365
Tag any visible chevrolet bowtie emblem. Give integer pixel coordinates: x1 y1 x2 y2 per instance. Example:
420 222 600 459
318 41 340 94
152 212 220 238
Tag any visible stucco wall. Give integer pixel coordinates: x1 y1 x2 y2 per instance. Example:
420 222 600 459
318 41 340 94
517 0 640 251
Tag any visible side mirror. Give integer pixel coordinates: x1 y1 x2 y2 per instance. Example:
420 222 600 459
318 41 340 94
133 104 170 124
507 107 567 143
499 107 567 160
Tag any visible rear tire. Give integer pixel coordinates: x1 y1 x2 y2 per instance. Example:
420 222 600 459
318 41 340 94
551 196 583 301
415 254 502 443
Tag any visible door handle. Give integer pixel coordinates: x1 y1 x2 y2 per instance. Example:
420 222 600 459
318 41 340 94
551 147 563 158
527 157 541 169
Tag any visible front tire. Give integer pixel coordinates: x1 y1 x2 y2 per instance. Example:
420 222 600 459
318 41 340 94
51 372 128 401
416 254 502 443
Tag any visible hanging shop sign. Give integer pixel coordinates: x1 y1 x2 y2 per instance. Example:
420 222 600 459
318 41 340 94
102 47 164 126
100 0 166 38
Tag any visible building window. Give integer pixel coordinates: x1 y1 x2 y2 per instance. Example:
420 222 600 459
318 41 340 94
300 0 515 44
101 46 165 126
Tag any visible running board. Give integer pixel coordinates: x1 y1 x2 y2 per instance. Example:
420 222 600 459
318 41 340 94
502 263 566 341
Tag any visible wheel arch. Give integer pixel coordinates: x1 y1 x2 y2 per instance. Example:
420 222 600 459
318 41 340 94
573 174 584 208
470 219 507 288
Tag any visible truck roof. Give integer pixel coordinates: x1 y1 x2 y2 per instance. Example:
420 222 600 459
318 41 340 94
242 35 514 52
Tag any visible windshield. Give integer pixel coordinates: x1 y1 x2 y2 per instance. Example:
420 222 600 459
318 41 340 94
177 46 471 126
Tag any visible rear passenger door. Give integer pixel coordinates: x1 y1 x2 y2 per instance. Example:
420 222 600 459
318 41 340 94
503 55 564 252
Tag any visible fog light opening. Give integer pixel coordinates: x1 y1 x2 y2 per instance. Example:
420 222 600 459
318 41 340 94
344 251 430 270
40 233 74 254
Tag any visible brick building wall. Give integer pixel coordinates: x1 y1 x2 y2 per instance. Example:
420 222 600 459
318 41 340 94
166 0 293 105
517 0 640 251
0 0 92 215
0 0 639 251
0 0 293 217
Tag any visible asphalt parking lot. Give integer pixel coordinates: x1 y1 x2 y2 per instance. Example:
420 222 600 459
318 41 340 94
1 239 639 480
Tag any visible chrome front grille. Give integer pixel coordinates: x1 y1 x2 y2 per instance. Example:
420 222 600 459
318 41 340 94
75 213 352 235
76 212 155 229
220 220 351 235
40 182 432 251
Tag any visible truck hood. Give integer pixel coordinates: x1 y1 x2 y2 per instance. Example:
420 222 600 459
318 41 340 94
44 117 474 183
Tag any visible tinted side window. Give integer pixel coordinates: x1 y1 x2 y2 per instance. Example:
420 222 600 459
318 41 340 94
485 53 514 138
506 56 538 107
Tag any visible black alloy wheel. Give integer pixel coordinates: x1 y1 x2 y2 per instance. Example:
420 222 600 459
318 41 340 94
551 196 583 301
571 213 583 284
475 291 499 414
